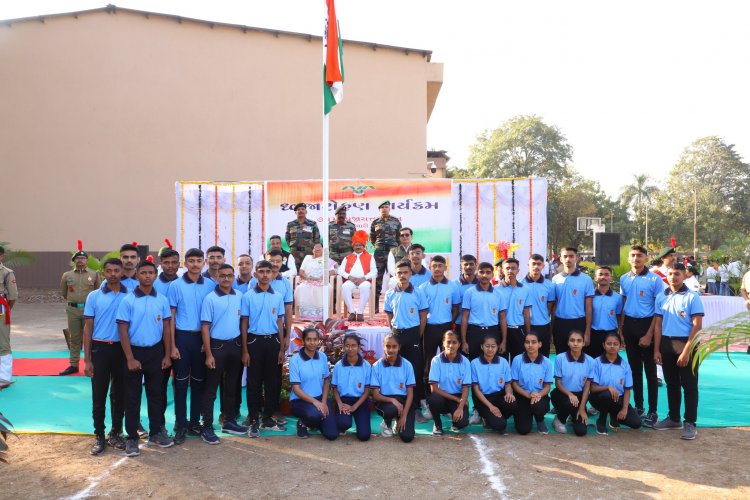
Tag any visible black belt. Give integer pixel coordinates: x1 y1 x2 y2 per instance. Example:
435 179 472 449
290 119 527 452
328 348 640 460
507 325 523 330
249 333 279 338
392 327 419 334
469 325 497 330
68 302 85 308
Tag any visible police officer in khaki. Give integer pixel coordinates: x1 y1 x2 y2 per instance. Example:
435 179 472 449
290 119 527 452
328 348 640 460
328 204 356 264
59 244 100 375
370 201 402 311
0 245 19 388
285 202 321 268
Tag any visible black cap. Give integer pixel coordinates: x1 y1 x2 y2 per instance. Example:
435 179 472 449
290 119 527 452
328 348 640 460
294 202 307 210
71 250 89 261
658 247 676 259
335 205 347 215
378 200 390 209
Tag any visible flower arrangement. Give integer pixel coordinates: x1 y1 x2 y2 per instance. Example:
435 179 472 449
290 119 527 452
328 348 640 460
487 240 520 263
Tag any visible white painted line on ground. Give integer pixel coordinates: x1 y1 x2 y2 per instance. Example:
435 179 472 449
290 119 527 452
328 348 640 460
62 455 128 500
470 435 508 499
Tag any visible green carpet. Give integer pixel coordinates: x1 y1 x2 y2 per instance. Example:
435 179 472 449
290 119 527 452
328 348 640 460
15 350 75 359
1 353 748 435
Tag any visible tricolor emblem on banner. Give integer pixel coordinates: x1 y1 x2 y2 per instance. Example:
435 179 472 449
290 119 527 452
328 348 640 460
324 0 344 114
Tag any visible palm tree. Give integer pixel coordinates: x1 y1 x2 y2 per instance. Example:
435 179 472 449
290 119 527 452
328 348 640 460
0 242 34 269
620 174 659 244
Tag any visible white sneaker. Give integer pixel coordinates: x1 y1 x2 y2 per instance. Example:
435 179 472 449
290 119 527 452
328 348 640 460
587 406 599 416
380 420 394 437
421 400 432 420
552 416 567 434
469 408 481 425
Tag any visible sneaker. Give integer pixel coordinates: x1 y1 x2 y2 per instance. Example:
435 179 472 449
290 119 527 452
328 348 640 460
537 420 549 435
106 430 126 451
657 377 664 387
201 426 220 445
137 421 147 439
125 438 140 457
274 414 288 426
221 420 249 436
642 412 658 428
415 411 428 424
187 422 202 437
586 406 599 416
148 430 174 448
469 408 481 425
380 420 394 437
653 417 683 431
260 418 286 432
596 417 608 435
432 424 444 436
609 419 620 432
636 408 646 419
421 401 433 420
551 416 567 434
247 421 260 438
680 422 697 440
173 427 187 445
296 420 309 439
90 434 106 455
242 416 252 427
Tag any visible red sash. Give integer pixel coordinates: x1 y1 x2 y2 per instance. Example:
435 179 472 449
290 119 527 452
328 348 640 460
0 296 10 325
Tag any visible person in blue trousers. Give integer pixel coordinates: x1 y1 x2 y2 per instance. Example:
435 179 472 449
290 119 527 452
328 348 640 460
332 334 373 441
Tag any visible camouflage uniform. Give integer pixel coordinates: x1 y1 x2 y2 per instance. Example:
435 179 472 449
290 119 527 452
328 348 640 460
370 215 402 307
285 218 321 269
329 220 356 264
60 267 100 366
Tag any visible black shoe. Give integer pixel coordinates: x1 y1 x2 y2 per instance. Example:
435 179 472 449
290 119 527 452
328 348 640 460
106 430 126 450
596 417 608 435
187 422 202 437
248 421 260 438
242 416 252 427
90 434 106 455
173 426 187 445
59 365 78 376
296 420 309 439
125 438 140 457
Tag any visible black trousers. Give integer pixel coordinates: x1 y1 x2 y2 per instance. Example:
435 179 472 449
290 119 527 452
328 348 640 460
514 393 550 435
589 391 642 429
660 338 699 424
160 365 172 426
375 394 415 443
586 329 615 359
531 323 551 358
219 364 244 419
423 322 451 394
473 390 517 433
506 327 526 362
426 392 469 429
125 344 165 440
393 327 424 405
623 315 658 413
550 389 588 436
203 336 243 427
90 341 125 436
246 334 282 421
553 317 586 355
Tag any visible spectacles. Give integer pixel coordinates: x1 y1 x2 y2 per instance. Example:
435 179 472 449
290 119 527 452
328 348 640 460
400 234 410 238
218 274 235 280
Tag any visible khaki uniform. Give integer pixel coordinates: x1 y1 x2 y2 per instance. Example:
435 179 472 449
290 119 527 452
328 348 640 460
369 216 402 304
285 218 321 268
60 268 100 365
0 263 19 357
328 221 356 264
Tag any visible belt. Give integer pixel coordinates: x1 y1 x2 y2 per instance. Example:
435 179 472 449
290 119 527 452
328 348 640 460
68 302 85 308
469 325 496 330
663 336 690 340
392 327 419 334
93 339 119 345
507 325 523 330
176 329 201 334
249 333 278 337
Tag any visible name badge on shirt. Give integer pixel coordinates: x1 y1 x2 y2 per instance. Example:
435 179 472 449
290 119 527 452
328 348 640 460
343 229 351 235
303 226 313 233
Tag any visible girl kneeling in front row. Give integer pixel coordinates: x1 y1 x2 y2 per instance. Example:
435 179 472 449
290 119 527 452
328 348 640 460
426 330 472 436
511 331 553 435
589 333 642 435
471 334 517 434
371 333 416 443
551 330 595 436
289 328 338 440
332 334 372 441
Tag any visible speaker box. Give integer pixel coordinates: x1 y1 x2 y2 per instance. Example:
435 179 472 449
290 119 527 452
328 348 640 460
594 233 620 266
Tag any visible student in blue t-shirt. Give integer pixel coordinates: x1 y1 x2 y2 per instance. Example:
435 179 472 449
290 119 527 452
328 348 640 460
589 266 623 359
153 248 180 432
289 328 338 440
232 254 254 294
652 263 704 440
408 244 432 288
524 254 556 358
551 330 595 436
551 247 594 356
497 258 532 361
332 334 373 441
511 332 553 435
426 331 472 435
589 333 642 435
453 254 479 304
371 333 416 443
470 334 516 434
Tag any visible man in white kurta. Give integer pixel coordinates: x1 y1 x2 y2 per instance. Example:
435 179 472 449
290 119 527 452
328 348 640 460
338 233 377 321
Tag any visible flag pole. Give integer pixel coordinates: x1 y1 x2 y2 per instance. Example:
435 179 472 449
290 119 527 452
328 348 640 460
322 113 331 322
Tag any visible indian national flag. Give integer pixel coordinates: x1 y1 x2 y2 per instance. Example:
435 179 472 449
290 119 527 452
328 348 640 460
324 0 344 114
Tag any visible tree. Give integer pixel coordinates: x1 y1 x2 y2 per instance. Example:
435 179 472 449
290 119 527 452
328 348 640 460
548 174 614 251
463 115 574 190
619 174 659 244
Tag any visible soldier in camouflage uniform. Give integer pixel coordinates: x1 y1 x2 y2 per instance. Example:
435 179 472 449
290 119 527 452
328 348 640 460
328 204 356 264
59 246 101 375
0 246 19 387
370 201 402 312
285 202 321 268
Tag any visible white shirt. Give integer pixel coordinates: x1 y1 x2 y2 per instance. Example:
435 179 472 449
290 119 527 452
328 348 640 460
258 253 297 278
741 270 750 293
705 267 718 283
684 275 701 293
338 252 377 280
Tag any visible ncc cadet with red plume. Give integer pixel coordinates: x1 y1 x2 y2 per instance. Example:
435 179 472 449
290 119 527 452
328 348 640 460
0 245 19 388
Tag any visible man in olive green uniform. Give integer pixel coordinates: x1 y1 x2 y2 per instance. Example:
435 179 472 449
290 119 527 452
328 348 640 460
370 201 402 312
0 246 19 387
285 202 321 268
328 205 356 264
59 248 101 375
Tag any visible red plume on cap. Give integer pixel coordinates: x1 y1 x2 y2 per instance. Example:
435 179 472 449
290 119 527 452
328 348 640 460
132 241 138 247
670 237 677 248
77 240 83 251
146 255 154 263
164 238 173 249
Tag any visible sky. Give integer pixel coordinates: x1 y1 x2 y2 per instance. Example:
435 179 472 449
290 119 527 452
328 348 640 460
2 0 749 197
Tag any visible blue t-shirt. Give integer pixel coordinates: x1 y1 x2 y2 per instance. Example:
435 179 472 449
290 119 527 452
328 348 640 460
249 275 293 304
454 275 480 304
101 275 137 294
554 351 595 393
471 355 512 395
83 284 128 342
153 273 178 297
370 356 415 396
289 350 330 401
384 284 428 329
523 275 557 325
168 274 215 331
552 271 595 319
332 355 373 398
591 288 623 331
240 285 285 334
592 354 633 396
654 285 705 338
461 284 508 327
510 353 554 393
428 352 472 394
409 266 432 288
201 270 218 286
116 287 171 347
498 281 532 327
419 278 461 325
620 268 667 318
200 287 242 340
233 277 252 294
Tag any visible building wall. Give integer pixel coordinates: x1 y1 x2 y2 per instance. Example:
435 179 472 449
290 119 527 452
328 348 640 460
0 9 442 256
